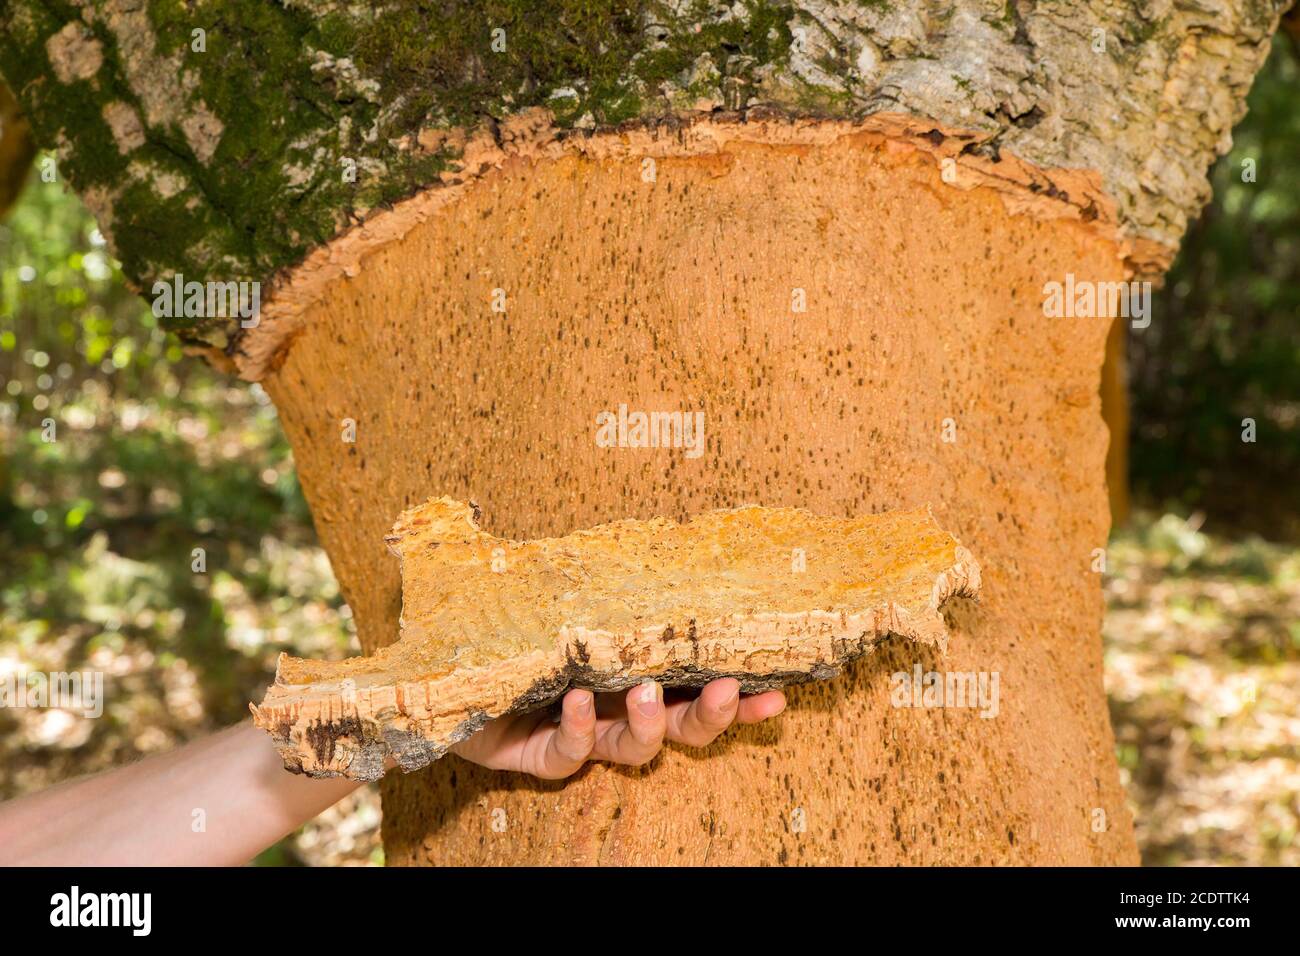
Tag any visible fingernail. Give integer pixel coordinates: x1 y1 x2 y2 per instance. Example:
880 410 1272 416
574 691 593 718
636 679 661 717
719 682 740 709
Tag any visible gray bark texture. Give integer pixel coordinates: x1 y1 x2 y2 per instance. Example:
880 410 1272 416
0 1 1288 354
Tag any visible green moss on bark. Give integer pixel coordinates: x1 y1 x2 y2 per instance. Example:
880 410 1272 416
0 0 810 348
0 0 1290 353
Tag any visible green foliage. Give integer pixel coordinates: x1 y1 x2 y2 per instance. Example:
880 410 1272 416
1 169 312 547
1 169 365 863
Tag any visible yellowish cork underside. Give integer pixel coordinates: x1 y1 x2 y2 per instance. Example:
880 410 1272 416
252 498 980 779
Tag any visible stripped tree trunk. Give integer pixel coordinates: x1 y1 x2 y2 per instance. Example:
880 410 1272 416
1 1 1286 865
1102 324 1130 527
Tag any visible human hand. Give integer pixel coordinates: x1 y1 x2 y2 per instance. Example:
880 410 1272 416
450 678 786 780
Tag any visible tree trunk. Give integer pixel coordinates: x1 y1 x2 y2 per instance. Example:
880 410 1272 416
1102 322 1130 527
2 0 1287 865
0 79 34 218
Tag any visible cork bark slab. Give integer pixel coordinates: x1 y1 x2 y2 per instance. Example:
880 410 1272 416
252 498 980 781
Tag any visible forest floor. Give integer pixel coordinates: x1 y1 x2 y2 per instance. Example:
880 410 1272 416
1104 511 1299 866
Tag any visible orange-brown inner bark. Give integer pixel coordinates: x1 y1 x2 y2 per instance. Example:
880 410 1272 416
263 130 1137 864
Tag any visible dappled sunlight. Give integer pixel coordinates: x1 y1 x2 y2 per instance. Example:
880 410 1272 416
1105 511 1300 866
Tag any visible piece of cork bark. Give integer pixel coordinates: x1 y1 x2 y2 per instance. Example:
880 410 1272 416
252 497 980 781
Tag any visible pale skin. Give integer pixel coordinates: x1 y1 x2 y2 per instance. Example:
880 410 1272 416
0 679 784 866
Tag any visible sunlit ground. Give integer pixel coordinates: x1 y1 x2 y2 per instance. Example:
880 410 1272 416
1104 512 1300 866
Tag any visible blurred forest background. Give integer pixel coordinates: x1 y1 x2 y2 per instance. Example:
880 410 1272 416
2 38 1298 867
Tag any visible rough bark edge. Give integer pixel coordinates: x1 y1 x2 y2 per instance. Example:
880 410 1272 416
214 106 1164 381
5 2 1284 351
250 540 980 782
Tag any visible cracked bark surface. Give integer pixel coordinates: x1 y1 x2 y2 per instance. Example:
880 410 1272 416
0 2 1287 354
252 498 981 780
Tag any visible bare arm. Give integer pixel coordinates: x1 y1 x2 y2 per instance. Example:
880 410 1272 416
0 678 784 866
0 721 359 866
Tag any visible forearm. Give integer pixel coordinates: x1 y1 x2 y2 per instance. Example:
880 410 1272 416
0 721 360 866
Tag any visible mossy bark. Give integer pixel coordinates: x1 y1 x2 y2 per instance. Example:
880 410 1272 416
0 1 1287 354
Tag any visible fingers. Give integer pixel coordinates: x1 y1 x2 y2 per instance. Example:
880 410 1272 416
504 682 786 779
591 680 667 767
526 689 596 780
737 690 786 724
665 677 741 747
